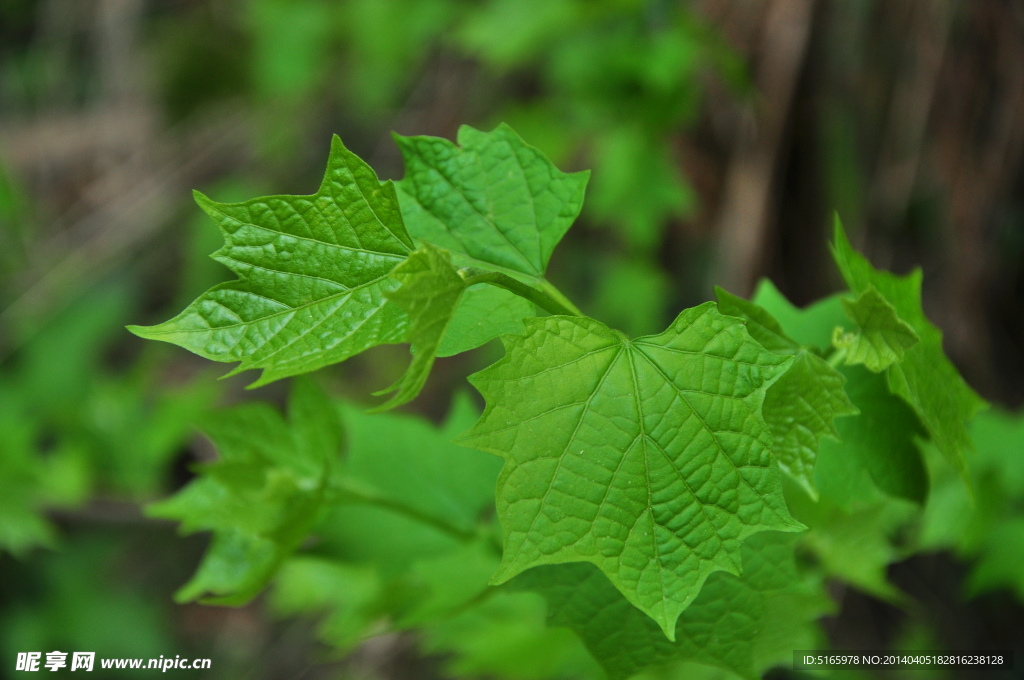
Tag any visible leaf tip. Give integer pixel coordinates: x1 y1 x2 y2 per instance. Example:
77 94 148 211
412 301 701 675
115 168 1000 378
125 324 152 339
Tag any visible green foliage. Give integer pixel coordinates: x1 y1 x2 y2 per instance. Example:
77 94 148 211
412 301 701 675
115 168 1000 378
750 277 928 600
832 286 919 372
1 538 171 665
128 136 414 388
514 532 831 680
831 218 986 483
714 286 858 499
148 378 340 604
0 281 214 556
459 307 801 638
395 124 589 281
921 409 1024 600
127 129 1007 679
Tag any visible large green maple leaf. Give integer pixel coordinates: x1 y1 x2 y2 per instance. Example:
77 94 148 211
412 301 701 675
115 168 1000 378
831 218 986 482
129 135 414 387
458 303 803 638
514 532 831 680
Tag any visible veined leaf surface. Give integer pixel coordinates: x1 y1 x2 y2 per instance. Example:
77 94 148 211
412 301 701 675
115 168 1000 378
515 532 831 680
129 136 414 387
395 123 589 281
715 287 857 499
833 286 919 372
459 304 802 638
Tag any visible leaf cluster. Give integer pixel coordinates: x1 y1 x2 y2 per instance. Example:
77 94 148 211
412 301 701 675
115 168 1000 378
132 126 998 680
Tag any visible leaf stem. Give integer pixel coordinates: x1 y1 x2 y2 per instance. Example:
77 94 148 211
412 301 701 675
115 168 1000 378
459 268 582 317
826 346 847 368
329 481 478 543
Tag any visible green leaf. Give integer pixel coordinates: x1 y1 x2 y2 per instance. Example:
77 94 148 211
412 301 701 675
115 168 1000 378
762 352 858 500
515 532 832 680
421 590 604 680
784 475 914 603
459 304 802 638
751 279 847 352
817 366 928 506
831 217 986 482
438 284 533 357
147 378 340 604
832 286 919 372
372 243 471 410
714 286 798 354
394 123 589 281
129 135 414 388
714 287 858 501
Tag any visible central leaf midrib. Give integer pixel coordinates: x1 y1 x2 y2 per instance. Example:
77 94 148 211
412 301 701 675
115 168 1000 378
149 272 396 337
631 342 787 526
227 218 411 259
623 340 672 623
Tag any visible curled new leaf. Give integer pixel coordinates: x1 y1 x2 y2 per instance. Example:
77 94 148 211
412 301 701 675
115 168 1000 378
832 286 919 372
831 217 986 484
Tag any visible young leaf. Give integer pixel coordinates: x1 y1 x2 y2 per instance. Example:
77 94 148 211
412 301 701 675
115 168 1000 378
752 279 848 352
458 304 802 639
395 123 589 283
129 135 414 387
514 532 832 680
831 218 986 482
147 378 340 604
832 286 919 372
372 243 471 410
714 287 858 500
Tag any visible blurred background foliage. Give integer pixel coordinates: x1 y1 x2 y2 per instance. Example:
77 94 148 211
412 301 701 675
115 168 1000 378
0 0 1023 678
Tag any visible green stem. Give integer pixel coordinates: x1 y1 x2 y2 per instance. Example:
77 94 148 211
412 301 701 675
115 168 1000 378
329 482 477 543
826 346 847 368
537 278 585 317
460 268 582 317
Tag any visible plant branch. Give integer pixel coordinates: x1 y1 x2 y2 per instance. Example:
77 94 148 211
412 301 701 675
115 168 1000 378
329 480 478 543
459 268 582 317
